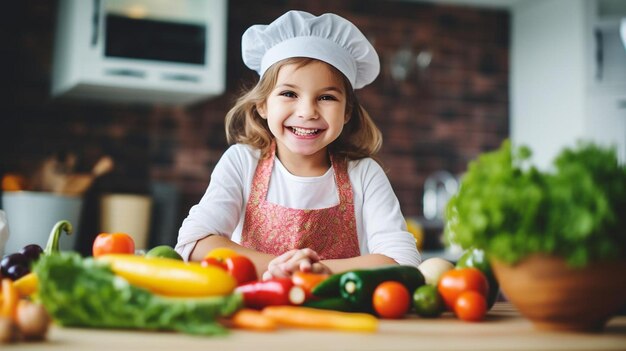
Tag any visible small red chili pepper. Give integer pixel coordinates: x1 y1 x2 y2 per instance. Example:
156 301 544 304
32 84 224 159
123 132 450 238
235 278 305 309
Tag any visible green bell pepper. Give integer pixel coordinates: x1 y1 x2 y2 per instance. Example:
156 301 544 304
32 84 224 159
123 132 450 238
311 273 343 298
339 265 425 310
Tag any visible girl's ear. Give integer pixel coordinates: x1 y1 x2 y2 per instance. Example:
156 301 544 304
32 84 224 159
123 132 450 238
256 103 267 119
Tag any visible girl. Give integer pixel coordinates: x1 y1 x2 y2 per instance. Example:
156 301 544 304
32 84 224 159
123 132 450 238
176 10 420 279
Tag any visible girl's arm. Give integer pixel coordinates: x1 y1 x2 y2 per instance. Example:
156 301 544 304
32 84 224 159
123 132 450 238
177 145 264 270
190 234 275 279
356 159 422 268
321 254 397 273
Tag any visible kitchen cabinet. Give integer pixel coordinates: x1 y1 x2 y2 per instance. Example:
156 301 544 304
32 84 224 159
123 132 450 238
511 0 626 168
13 303 626 350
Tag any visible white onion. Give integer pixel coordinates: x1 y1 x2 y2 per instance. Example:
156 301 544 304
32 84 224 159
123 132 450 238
418 258 455 285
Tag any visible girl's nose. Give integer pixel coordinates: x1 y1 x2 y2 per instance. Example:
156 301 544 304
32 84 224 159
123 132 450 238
297 99 318 119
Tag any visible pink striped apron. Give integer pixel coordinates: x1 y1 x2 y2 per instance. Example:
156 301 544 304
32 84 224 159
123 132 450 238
241 143 360 259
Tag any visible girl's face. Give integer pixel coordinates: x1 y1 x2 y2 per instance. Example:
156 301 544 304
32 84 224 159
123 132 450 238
257 60 348 173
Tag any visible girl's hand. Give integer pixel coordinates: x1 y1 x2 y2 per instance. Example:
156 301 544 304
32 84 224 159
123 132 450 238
263 249 331 279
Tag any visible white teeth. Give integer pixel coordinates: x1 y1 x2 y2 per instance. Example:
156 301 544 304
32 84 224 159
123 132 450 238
291 127 319 136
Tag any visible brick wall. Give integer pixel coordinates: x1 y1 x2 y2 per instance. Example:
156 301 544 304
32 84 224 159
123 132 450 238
1 0 509 250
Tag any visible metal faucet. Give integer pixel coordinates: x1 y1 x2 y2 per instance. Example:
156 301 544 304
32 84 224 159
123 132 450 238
423 171 459 221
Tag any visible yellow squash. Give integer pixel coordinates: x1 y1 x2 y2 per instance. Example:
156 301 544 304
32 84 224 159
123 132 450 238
97 254 236 297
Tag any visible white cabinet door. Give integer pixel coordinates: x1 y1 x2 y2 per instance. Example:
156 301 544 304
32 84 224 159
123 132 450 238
585 95 626 163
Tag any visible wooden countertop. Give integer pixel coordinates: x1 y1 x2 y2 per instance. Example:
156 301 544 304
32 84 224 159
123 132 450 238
7 303 626 350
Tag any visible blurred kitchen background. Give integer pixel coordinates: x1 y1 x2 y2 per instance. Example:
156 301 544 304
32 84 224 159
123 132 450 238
0 0 624 257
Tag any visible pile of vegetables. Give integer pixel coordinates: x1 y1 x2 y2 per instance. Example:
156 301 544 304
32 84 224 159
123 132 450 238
277 253 498 324
1 222 244 340
0 279 51 343
0 220 74 344
445 140 626 267
33 252 242 335
2 216 507 340
304 265 425 318
0 222 386 336
413 250 499 322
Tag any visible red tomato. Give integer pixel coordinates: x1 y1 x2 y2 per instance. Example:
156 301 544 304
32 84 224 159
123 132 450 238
225 255 258 286
201 257 227 270
438 267 489 310
454 291 487 322
201 248 257 285
92 232 135 257
372 281 411 319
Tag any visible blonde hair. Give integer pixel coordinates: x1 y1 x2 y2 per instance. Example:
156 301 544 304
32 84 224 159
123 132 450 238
225 57 382 160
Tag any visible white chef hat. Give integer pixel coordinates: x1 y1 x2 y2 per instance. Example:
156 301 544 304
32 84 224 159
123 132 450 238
241 10 380 89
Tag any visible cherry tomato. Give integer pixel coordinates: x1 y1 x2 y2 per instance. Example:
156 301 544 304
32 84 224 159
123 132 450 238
454 290 487 322
225 255 258 286
92 232 135 257
438 267 489 310
372 281 411 319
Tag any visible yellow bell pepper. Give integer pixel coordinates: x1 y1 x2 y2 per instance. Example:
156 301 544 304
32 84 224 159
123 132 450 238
97 254 236 297
13 272 39 297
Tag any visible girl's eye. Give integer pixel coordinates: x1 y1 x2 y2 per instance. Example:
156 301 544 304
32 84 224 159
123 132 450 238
279 91 297 98
319 95 338 101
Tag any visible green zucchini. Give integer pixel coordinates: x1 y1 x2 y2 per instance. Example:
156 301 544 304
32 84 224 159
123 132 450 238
339 265 425 309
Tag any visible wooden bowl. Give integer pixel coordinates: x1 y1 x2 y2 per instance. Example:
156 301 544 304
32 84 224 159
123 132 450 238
491 254 626 332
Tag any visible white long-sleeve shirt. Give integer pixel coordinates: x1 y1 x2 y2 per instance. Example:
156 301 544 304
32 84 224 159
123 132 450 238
176 144 421 267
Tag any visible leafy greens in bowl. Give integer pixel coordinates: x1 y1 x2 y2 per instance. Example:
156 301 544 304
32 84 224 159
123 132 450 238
445 140 626 267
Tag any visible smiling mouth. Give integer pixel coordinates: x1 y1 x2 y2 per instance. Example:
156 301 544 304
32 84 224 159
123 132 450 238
289 126 322 136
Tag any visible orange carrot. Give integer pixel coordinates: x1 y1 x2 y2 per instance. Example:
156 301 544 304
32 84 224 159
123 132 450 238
262 305 378 333
1 279 19 321
229 308 277 331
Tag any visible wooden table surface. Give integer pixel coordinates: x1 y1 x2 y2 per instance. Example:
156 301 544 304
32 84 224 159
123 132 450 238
6 303 626 350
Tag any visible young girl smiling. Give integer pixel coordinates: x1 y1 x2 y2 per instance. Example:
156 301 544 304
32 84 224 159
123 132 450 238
176 10 421 279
